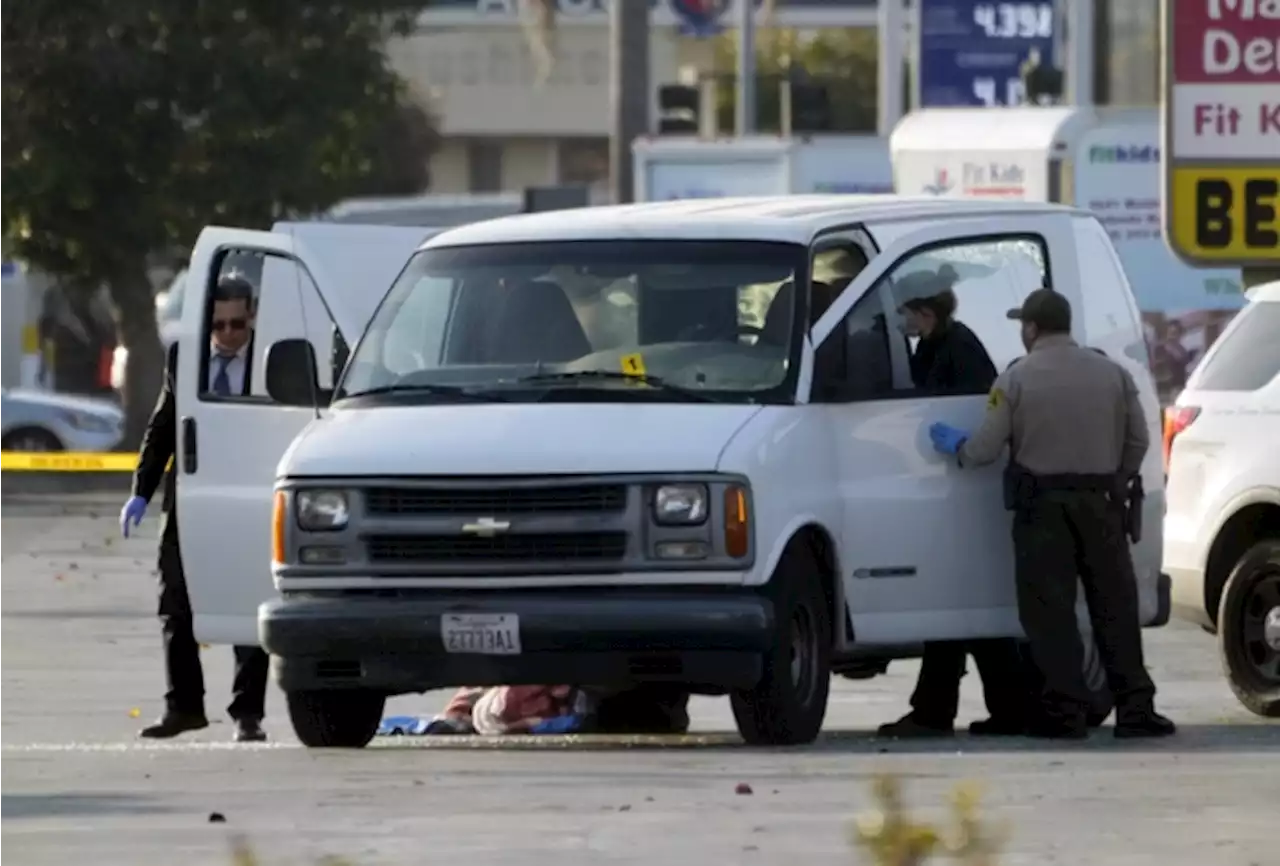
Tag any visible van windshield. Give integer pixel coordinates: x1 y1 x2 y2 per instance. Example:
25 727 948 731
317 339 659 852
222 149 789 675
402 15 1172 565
337 240 806 404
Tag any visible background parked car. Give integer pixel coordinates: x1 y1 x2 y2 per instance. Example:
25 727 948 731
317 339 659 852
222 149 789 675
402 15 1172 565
1163 280 1280 718
1 387 125 452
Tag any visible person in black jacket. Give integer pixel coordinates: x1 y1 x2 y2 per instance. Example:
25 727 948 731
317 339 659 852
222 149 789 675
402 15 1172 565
119 276 270 742
877 268 1032 739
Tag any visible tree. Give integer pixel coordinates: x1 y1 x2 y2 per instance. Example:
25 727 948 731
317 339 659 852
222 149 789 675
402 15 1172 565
711 28 880 135
2 1 438 446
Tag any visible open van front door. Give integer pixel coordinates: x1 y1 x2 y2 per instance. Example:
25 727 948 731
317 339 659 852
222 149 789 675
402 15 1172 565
176 226 346 646
809 213 1082 646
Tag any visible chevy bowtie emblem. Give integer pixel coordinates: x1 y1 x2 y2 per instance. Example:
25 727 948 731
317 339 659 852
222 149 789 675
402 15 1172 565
461 517 511 537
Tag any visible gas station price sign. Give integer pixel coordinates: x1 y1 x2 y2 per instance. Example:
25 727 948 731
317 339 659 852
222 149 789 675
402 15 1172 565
1162 0 1280 266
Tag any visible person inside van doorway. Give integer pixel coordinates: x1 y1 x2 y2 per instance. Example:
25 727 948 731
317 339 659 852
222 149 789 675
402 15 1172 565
877 268 1032 739
119 275 270 743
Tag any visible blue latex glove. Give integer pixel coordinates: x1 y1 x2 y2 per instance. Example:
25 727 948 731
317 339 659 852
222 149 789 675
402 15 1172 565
928 422 970 456
120 495 147 538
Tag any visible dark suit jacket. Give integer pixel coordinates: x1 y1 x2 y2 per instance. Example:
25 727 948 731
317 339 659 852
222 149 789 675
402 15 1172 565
131 341 252 513
132 342 179 513
908 320 998 394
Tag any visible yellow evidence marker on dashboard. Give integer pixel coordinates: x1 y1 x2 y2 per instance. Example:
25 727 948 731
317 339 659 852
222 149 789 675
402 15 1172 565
620 353 647 377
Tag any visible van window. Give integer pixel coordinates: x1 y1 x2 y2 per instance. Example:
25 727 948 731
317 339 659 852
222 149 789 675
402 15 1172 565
1074 217 1138 347
198 248 340 402
339 240 807 405
814 236 1047 401
1188 301 1280 392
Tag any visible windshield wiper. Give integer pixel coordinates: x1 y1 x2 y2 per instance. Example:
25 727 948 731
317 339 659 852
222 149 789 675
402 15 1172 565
512 370 725 403
341 384 511 402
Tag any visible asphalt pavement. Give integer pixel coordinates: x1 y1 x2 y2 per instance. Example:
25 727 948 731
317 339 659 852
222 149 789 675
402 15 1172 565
2 493 1277 866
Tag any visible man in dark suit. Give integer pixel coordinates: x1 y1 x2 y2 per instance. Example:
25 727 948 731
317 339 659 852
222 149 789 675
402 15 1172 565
119 276 270 742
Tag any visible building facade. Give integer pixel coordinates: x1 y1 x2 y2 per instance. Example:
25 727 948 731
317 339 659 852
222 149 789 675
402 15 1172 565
387 0 880 194
388 0 1164 194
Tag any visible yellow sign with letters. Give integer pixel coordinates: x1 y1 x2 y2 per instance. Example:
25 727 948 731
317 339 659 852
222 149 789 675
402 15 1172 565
1167 166 1280 266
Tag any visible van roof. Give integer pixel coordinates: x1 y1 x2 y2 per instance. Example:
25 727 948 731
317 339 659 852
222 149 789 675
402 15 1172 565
420 195 1086 249
1248 280 1280 303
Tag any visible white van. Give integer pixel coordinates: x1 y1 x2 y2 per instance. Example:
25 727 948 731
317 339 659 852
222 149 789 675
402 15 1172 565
176 196 1170 747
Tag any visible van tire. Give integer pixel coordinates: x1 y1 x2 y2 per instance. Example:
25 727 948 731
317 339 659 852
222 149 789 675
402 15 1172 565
286 689 386 748
1216 540 1280 718
731 545 831 746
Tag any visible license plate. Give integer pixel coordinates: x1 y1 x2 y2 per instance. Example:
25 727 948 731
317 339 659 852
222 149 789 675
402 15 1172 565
441 613 522 655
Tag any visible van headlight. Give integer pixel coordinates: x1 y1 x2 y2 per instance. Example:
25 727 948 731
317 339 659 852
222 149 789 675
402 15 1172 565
652 484 708 525
296 490 350 531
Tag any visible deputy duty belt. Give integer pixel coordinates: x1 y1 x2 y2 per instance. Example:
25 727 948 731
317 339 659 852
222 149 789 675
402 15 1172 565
1030 473 1116 492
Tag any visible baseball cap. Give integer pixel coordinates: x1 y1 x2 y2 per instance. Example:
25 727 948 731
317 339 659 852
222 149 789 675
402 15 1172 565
1006 288 1071 331
893 265 958 309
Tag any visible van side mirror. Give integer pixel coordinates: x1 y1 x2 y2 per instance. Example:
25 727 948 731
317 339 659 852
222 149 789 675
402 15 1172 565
265 338 322 407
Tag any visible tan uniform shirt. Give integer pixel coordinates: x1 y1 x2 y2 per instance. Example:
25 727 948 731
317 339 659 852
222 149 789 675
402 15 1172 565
959 334 1149 476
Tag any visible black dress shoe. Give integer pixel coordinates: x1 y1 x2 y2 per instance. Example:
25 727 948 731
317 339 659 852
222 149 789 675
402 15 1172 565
234 718 267 743
969 717 1027 736
877 713 955 739
1114 711 1176 739
138 712 209 739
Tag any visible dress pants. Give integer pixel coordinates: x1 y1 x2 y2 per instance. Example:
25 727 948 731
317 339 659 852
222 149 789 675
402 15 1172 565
157 510 270 720
908 638 1030 728
1012 491 1156 727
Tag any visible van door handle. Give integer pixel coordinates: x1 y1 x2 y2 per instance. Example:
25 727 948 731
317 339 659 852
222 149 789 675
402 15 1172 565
181 417 197 473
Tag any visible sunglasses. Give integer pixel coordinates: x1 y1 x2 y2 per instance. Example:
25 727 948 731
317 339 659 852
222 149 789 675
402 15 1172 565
211 318 248 333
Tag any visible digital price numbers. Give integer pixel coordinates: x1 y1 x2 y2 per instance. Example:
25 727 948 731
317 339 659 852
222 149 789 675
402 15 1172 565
972 2 1054 40
972 76 1027 107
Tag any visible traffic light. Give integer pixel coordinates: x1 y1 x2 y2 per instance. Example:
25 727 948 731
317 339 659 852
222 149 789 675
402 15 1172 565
657 84 699 135
1021 55 1064 105
789 82 832 133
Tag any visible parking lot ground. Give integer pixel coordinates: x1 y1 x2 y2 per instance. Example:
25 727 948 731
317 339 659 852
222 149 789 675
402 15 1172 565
3 494 1278 866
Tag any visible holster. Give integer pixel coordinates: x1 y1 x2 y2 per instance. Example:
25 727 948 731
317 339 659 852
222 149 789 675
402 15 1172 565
1003 463 1036 512
1124 475 1145 544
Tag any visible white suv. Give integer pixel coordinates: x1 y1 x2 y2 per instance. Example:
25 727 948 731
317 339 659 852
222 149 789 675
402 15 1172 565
1164 281 1280 718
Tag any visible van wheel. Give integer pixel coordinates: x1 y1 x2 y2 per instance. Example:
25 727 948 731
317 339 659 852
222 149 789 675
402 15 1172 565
731 545 831 746
286 689 386 748
1217 540 1280 718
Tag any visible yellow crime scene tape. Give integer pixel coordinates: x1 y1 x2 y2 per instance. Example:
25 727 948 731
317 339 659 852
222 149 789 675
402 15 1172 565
0 451 139 472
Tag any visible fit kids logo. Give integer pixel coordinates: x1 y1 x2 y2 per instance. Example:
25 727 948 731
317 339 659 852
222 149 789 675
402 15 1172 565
1088 144 1161 164
922 168 954 195
672 0 732 37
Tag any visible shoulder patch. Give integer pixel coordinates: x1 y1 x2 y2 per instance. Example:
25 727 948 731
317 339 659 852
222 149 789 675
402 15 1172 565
987 387 1005 410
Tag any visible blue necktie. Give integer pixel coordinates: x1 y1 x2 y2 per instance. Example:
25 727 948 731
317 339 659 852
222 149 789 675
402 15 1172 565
212 355 234 396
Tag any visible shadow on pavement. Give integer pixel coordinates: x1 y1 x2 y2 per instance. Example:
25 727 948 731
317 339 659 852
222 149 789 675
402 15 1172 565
367 722 1280 755
0 792 179 819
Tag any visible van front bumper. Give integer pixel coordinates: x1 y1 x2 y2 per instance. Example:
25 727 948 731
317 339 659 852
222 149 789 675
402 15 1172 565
260 591 774 695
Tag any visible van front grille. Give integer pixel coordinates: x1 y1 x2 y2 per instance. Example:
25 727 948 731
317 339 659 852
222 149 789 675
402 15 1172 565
363 484 627 516
365 532 628 565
